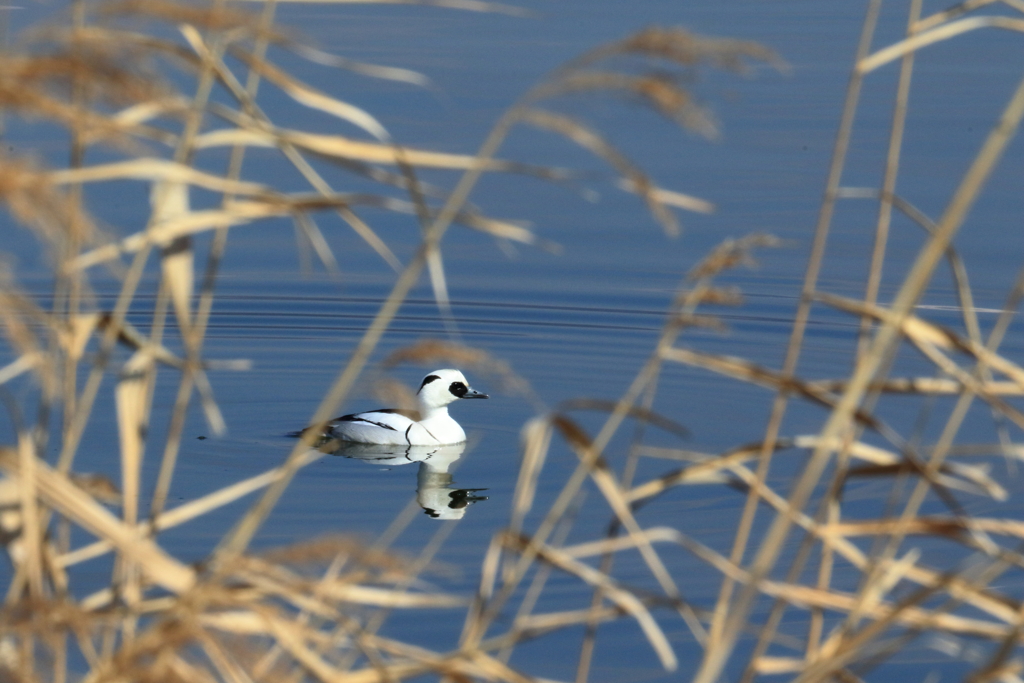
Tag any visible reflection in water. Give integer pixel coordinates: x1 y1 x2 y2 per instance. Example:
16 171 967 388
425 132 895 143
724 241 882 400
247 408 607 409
329 442 488 520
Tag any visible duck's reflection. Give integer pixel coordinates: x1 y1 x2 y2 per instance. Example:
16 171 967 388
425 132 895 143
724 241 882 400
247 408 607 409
329 442 488 520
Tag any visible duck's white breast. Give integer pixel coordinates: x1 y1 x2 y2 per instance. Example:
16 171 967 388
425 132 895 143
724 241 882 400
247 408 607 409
413 415 466 445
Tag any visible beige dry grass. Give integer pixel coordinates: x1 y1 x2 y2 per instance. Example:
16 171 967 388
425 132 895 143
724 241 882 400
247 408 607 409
0 0 1022 682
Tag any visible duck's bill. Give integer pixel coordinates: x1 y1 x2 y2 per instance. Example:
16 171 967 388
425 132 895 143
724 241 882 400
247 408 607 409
462 390 489 399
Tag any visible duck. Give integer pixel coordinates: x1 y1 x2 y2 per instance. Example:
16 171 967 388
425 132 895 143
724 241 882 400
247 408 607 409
326 369 488 446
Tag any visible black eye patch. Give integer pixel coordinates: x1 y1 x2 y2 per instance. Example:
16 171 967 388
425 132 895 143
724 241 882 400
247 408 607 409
449 381 468 397
419 374 441 390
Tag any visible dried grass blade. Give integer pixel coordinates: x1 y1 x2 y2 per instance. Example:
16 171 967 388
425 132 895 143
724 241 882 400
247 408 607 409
476 532 503 613
519 108 680 235
0 289 52 392
192 369 227 436
753 657 806 675
199 610 276 636
750 459 1021 627
336 206 403 270
465 651 540 683
191 625 250 683
684 451 1021 630
794 435 1007 500
505 532 678 671
72 203 279 269
457 214 541 246
116 351 153 527
507 605 625 636
660 346 878 427
562 526 685 558
111 96 191 126
64 313 102 362
859 17 1024 74
77 194 507 270
820 292 1024 389
59 449 326 569
180 34 408 276
152 181 195 331
556 398 688 437
291 43 430 85
759 581 1008 639
227 0 530 15
318 583 465 608
0 449 195 593
292 212 341 274
231 569 341 619
660 346 802 388
47 160 266 195
571 26 784 75
626 442 770 502
223 43 389 140
848 462 1006 500
841 548 920 637
195 126 524 170
553 415 684 612
808 377 1024 395
424 245 455 332
170 655 221 683
509 417 551 537
95 314 183 368
361 635 542 683
0 354 40 386
615 178 715 213
154 448 321 530
822 516 1024 540
15 435 44 598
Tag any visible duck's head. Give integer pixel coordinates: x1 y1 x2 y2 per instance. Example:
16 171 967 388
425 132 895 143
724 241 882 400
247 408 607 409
417 369 488 409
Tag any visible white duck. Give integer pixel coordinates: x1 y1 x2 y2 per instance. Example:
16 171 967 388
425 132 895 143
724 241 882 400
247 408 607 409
328 369 488 446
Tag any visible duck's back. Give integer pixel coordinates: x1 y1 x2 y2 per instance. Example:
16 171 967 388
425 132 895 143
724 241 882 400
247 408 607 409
329 408 420 446
328 408 468 446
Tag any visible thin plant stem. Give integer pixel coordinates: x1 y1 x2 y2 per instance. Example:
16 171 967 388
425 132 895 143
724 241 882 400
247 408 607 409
695 2 884 679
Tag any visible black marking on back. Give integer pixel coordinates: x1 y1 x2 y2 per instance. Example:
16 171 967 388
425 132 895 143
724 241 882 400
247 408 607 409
449 381 468 398
335 414 398 431
404 424 413 445
419 374 441 392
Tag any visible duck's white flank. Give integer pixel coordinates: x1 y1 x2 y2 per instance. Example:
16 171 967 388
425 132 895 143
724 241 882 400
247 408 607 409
328 369 488 446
